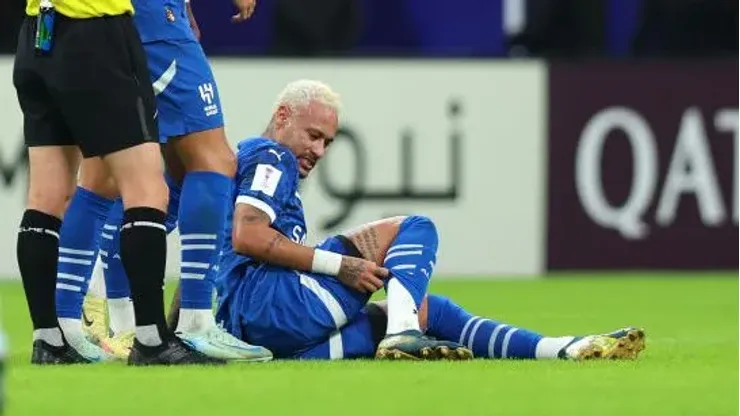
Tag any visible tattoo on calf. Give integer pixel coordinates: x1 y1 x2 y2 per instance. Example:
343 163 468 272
352 227 381 264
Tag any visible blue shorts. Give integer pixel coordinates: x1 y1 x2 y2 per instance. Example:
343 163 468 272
215 236 384 359
143 40 224 143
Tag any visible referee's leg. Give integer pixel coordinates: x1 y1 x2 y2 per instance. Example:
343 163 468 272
51 15 223 366
12 16 95 365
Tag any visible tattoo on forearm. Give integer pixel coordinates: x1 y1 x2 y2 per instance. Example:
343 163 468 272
351 227 381 263
265 233 284 255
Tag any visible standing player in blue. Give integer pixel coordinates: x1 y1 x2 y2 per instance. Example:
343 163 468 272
52 0 272 364
212 79 647 361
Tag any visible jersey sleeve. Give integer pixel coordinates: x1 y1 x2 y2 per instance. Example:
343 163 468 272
235 148 298 224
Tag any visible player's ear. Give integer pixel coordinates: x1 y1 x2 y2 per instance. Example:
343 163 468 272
275 105 291 128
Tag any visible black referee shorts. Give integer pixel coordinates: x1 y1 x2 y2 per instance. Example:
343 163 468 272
13 13 158 158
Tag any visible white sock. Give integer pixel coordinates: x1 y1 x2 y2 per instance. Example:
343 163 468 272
176 309 216 334
58 318 86 347
385 278 421 335
534 336 575 359
87 256 107 299
135 324 162 347
33 327 64 347
108 298 135 335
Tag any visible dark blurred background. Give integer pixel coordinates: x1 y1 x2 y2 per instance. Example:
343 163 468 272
1 0 737 57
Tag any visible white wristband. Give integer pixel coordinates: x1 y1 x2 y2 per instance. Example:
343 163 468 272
312 249 342 276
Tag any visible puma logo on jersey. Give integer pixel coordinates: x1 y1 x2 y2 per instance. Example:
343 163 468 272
268 149 285 161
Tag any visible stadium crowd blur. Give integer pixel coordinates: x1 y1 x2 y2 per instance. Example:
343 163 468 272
1 0 737 57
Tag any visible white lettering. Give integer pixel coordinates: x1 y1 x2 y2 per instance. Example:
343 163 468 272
576 107 657 239
292 225 306 245
656 108 725 227
714 108 739 224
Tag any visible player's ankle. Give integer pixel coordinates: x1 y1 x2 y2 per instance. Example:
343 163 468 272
176 308 217 334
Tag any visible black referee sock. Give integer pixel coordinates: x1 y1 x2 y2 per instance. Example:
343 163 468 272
16 210 62 335
119 207 169 346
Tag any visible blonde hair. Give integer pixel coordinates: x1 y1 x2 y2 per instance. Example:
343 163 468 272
273 79 342 114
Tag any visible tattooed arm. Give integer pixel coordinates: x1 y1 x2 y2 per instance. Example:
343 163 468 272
232 204 315 272
232 204 388 293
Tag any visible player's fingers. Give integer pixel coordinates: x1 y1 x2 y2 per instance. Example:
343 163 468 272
366 275 385 291
373 267 390 279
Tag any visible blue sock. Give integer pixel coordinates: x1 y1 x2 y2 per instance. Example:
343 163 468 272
383 216 439 334
177 171 230 311
101 198 129 300
383 216 439 304
164 173 181 233
426 294 543 359
55 187 113 319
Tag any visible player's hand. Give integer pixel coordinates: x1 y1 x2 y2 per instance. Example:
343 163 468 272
337 256 389 294
231 0 256 23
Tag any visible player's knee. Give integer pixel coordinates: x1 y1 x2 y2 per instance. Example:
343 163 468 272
404 215 439 246
78 167 118 200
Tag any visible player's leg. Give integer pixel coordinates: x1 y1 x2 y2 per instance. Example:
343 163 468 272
343 216 473 360
297 305 387 360
85 68 185 359
85 147 181 359
13 16 91 364
368 297 647 361
54 16 222 365
54 158 115 360
414 296 646 360
95 170 181 360
152 39 269 360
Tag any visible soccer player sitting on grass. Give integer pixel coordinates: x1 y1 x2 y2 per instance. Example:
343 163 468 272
205 79 647 361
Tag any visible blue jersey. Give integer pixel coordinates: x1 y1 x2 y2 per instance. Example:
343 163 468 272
133 0 196 43
215 137 378 359
220 137 307 275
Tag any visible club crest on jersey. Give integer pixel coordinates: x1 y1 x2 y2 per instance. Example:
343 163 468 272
165 7 176 22
198 83 220 117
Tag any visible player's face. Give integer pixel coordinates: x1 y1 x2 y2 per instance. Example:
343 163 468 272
280 102 338 178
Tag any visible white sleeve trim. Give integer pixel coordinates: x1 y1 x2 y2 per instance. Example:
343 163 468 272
236 195 277 224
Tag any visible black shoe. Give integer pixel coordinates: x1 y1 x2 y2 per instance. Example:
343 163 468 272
31 340 94 365
128 336 227 366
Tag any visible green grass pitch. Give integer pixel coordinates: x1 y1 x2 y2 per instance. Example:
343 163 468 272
0 273 736 415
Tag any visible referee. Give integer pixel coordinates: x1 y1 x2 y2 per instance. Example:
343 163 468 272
14 0 219 365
